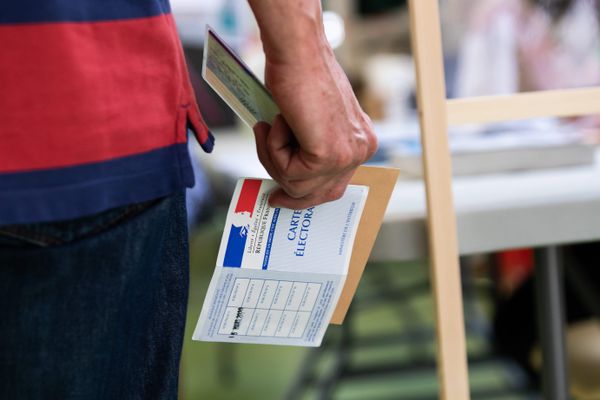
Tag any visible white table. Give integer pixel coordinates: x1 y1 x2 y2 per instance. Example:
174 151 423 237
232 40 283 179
198 131 600 260
196 130 600 397
373 151 600 261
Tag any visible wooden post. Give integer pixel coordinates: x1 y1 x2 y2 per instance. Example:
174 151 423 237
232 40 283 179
408 0 470 399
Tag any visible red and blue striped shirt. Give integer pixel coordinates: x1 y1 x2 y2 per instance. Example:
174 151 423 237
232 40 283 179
0 0 214 225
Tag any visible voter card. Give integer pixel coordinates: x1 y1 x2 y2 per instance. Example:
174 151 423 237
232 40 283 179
202 26 278 127
193 178 368 346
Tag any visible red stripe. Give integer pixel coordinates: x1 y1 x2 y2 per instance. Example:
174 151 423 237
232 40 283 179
235 179 262 216
0 15 192 173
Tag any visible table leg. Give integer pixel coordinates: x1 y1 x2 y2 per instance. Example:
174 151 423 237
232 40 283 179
535 246 569 400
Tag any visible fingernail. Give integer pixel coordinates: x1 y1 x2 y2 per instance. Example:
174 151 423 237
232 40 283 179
253 121 269 131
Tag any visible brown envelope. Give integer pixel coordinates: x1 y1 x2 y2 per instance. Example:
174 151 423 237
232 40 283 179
330 165 400 324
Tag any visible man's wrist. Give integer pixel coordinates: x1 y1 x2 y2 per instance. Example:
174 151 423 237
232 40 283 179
263 34 333 68
248 0 331 65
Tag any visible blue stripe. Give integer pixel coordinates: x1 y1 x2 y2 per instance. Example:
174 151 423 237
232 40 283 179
0 143 194 225
0 0 171 24
262 208 280 270
223 227 246 268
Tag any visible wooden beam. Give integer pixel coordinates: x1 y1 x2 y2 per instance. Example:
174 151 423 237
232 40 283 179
408 1 470 399
447 87 600 125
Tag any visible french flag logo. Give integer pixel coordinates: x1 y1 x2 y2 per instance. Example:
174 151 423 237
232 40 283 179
223 179 262 267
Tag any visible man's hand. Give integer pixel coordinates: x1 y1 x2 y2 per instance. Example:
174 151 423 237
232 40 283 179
249 0 378 209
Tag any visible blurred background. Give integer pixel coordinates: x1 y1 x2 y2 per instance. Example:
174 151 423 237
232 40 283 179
173 0 600 399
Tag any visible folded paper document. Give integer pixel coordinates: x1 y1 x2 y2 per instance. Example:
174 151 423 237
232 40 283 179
193 178 368 346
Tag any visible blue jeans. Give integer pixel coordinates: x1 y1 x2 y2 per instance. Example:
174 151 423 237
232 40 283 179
0 193 189 399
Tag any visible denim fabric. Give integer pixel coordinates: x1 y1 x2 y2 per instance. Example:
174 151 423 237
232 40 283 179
0 192 189 400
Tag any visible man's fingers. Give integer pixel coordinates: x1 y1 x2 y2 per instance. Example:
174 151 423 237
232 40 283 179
253 121 270 137
255 120 317 196
267 114 373 183
253 121 283 182
268 184 347 209
254 114 369 209
274 174 338 199
266 115 295 176
268 170 354 209
267 115 333 182
268 188 313 209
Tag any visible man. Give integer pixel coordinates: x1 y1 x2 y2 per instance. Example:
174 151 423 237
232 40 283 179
0 1 377 398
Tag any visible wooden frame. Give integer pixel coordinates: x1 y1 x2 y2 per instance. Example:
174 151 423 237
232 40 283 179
409 1 469 398
409 1 600 399
447 87 600 125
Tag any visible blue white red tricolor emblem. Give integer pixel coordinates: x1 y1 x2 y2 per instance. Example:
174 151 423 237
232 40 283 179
223 179 262 267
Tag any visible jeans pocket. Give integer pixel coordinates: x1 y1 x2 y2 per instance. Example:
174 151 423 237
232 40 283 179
0 198 162 248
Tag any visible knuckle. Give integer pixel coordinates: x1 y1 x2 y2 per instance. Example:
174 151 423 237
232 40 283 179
367 133 378 159
334 149 355 169
329 129 378 170
324 144 358 172
358 113 378 161
309 145 331 165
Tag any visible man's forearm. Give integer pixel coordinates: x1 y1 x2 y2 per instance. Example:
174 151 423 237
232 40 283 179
247 0 331 65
